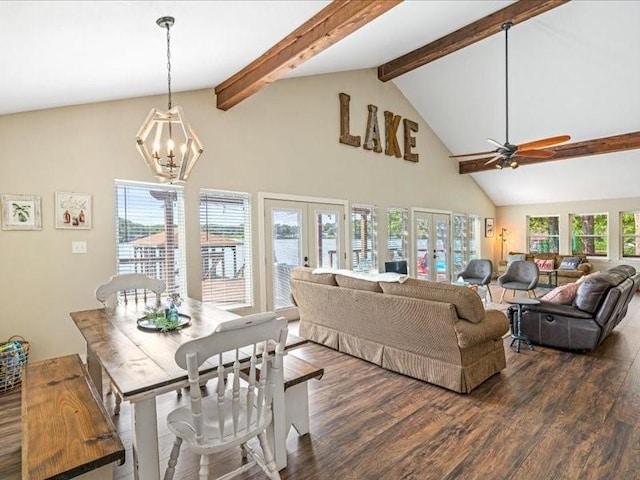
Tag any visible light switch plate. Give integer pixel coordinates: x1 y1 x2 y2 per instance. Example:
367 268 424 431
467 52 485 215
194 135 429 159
72 241 87 254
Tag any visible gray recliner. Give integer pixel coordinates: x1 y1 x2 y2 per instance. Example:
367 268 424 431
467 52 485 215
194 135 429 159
497 260 539 302
455 259 494 301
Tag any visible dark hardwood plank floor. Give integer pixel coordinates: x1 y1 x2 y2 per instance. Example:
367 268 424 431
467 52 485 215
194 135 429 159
3 290 640 479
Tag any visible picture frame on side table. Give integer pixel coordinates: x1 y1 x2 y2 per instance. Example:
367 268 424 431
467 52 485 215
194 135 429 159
485 217 494 238
55 192 92 229
1 194 42 230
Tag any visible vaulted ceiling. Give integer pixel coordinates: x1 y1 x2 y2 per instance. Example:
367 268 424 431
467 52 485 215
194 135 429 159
1 1 638 206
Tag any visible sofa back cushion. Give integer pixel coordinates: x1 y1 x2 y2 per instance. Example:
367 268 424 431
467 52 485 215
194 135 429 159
380 278 484 323
574 274 617 313
335 274 383 292
290 267 337 286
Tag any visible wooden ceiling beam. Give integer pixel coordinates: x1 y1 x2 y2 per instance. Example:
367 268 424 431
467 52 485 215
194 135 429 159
215 0 402 111
458 131 640 174
378 0 569 82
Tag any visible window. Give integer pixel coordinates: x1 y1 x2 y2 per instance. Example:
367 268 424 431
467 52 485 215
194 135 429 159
387 208 408 261
621 211 640 258
527 216 559 253
571 213 608 257
468 214 481 260
453 213 481 273
452 213 468 274
200 190 253 309
115 180 186 296
352 204 377 272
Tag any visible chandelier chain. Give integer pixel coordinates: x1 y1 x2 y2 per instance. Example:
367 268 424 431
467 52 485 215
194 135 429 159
166 22 172 110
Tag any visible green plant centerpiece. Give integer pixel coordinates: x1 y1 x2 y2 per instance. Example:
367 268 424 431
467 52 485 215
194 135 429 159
142 293 184 332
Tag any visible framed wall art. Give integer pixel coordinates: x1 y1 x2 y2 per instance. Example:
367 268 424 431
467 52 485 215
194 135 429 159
1 194 42 230
484 217 494 238
55 192 92 229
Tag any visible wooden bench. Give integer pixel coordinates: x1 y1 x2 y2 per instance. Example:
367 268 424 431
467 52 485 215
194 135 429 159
280 353 324 437
22 354 125 480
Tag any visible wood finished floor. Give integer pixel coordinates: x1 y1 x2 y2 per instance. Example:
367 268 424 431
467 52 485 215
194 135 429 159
3 289 640 479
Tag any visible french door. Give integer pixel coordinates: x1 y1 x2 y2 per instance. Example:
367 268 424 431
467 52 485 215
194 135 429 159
413 210 451 282
264 199 346 318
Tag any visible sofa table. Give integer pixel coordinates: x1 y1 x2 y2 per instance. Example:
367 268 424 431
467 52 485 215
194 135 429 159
539 269 558 288
505 298 539 353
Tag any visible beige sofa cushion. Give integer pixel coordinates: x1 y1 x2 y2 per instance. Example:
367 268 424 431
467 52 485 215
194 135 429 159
380 278 485 323
290 266 337 286
335 274 383 292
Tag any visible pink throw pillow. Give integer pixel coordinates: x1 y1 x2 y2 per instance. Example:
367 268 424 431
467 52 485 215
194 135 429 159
534 258 555 271
541 282 580 305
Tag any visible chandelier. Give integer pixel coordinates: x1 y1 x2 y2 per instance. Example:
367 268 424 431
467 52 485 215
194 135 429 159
136 16 203 183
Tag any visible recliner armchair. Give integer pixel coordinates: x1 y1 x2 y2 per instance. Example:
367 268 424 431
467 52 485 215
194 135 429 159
455 259 493 302
498 260 539 302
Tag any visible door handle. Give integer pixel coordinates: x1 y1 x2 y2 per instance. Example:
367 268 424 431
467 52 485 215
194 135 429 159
303 256 309 267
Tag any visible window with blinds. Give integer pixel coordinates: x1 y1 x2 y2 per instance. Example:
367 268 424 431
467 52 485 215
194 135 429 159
352 204 377 272
387 208 408 261
115 180 187 297
200 190 253 309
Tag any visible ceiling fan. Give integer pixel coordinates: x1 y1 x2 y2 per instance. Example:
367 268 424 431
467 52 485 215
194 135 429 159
449 22 570 169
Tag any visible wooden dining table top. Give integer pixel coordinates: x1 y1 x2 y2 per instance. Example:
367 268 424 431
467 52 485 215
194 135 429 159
70 298 305 400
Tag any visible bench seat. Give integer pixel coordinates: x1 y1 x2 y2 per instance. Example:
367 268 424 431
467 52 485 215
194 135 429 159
22 354 125 480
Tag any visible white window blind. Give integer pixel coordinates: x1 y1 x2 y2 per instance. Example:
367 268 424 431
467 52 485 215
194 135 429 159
352 204 377 272
387 208 408 261
453 213 468 274
468 214 480 260
200 190 253 309
115 180 186 297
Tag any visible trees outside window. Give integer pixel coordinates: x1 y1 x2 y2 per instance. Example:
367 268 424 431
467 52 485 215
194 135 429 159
621 211 640 258
570 213 608 256
527 216 559 253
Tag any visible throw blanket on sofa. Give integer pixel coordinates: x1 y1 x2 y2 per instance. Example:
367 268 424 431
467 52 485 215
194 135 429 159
312 268 409 283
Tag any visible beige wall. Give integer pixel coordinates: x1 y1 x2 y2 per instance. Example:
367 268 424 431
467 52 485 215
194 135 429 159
0 68 495 361
496 197 640 270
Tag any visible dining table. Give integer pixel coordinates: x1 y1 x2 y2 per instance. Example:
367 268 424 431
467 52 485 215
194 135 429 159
70 297 306 480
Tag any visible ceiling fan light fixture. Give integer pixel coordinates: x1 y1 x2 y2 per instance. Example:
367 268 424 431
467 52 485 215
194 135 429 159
135 16 204 184
510 160 519 169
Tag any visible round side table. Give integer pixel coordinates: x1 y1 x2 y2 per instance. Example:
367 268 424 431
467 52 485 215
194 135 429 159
505 297 540 353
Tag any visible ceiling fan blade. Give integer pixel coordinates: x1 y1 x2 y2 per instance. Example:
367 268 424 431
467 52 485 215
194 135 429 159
449 150 496 158
484 154 503 166
515 149 555 159
517 135 571 151
487 138 506 149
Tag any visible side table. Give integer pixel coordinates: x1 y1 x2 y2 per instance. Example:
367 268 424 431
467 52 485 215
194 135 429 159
505 298 540 352
539 269 558 288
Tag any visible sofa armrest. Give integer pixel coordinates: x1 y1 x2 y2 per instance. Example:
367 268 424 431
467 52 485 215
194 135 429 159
577 262 592 274
454 310 509 348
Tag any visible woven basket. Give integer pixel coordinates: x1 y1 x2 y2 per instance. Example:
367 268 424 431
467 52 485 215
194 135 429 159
0 335 30 393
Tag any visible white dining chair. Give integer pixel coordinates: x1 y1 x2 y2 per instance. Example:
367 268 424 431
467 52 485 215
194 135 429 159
164 312 287 480
95 273 166 414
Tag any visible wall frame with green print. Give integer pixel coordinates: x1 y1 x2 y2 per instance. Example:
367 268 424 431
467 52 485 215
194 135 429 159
1 194 42 230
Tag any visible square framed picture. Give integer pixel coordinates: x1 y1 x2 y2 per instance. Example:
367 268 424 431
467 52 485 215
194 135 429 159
485 217 494 238
55 192 92 229
1 194 42 230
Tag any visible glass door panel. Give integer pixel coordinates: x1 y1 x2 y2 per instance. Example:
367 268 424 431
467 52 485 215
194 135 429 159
413 211 451 282
434 214 450 282
264 199 345 317
270 206 303 311
415 213 430 281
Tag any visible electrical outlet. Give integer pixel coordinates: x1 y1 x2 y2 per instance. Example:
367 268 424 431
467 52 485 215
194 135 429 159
72 241 87 254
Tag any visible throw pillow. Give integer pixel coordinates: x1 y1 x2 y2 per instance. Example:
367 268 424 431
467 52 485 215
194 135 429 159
577 271 599 283
534 258 555 270
558 257 582 270
541 282 580 305
506 253 526 266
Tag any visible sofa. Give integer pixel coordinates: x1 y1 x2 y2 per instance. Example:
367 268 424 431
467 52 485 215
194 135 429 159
290 267 509 393
499 252 592 286
518 265 640 351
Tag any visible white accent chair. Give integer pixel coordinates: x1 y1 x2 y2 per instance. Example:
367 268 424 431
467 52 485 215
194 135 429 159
95 273 166 414
164 312 287 480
